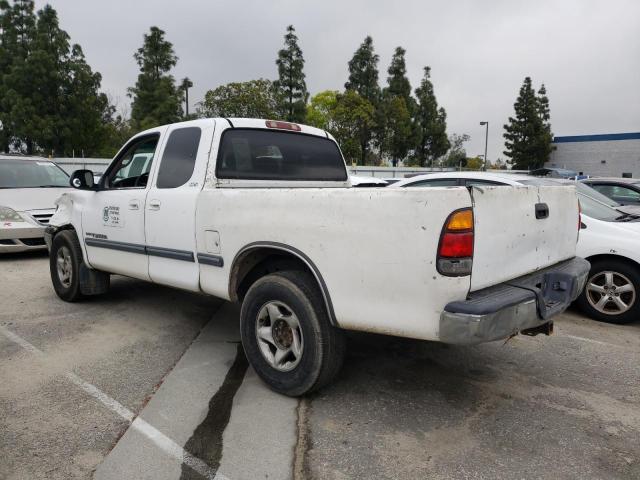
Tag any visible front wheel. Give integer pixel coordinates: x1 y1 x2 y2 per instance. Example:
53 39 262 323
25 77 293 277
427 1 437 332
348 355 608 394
240 270 345 396
50 230 86 302
576 259 640 324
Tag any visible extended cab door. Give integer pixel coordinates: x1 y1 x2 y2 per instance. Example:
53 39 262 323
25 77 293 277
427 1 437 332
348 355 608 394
82 133 163 280
145 122 215 291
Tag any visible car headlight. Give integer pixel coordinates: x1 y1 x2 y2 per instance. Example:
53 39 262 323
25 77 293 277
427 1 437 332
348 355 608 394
0 206 24 222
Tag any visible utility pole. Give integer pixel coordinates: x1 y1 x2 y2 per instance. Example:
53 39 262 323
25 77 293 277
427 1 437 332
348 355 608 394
480 121 489 170
181 77 193 118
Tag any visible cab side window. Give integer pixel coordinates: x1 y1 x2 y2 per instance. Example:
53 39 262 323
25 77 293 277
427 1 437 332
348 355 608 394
156 127 202 188
105 135 159 189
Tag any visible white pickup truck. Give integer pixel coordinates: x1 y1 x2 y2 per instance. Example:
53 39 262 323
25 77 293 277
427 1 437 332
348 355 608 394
46 118 589 396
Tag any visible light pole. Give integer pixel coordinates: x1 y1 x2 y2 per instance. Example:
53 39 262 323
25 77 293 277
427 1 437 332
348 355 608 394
181 77 193 118
480 121 489 170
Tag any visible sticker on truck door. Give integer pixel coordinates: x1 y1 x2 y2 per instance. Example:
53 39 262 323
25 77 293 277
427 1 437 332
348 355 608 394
102 206 123 227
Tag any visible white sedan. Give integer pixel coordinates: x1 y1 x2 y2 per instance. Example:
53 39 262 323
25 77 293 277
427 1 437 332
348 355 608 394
392 172 640 324
0 156 72 253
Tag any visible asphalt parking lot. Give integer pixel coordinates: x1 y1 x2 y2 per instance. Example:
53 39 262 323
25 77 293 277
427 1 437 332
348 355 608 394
1 252 639 480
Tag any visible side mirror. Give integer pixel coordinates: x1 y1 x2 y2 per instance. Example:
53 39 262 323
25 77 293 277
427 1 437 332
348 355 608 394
70 169 95 190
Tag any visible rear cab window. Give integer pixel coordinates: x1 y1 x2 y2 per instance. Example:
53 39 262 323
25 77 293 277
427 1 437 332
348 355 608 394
216 129 347 182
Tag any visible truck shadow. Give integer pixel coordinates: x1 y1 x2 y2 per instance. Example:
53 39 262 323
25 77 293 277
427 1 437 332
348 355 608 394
0 250 49 262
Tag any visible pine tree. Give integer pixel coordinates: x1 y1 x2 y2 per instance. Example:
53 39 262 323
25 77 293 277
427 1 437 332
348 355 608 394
503 77 554 170
1 0 36 152
129 26 183 131
1 1 118 155
28 5 72 155
385 47 413 106
345 35 380 165
414 66 449 167
535 83 554 163
0 0 18 151
379 47 415 166
380 95 412 167
345 36 380 104
274 25 307 123
63 44 111 155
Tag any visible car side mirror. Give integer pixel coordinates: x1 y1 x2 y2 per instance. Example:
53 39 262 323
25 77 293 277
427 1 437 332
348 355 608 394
70 169 95 190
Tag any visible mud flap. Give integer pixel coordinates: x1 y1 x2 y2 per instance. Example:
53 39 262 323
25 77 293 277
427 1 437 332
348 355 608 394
79 264 110 295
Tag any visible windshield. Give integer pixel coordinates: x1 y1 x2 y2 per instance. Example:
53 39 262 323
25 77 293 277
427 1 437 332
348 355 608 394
519 177 637 221
521 178 624 207
575 182 620 207
579 193 631 221
0 160 69 188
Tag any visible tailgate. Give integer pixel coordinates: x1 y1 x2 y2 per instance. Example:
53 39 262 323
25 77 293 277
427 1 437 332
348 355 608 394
470 185 578 291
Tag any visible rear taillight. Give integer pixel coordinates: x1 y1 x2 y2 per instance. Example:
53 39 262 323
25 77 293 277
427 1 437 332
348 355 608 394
437 208 474 276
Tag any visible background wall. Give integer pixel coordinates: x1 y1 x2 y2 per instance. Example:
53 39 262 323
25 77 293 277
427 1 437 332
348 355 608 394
546 133 640 178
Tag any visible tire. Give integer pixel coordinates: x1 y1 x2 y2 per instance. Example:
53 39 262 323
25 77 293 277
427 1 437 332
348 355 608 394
576 258 640 324
50 230 86 302
240 270 345 396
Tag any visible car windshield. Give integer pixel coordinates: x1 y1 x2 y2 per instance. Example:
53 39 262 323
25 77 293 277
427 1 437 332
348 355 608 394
575 182 621 206
578 193 636 222
519 177 639 221
0 159 69 188
522 178 625 207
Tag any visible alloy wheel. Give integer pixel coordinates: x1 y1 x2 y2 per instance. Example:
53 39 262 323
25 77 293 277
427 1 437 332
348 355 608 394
255 301 304 372
56 246 73 288
586 270 636 315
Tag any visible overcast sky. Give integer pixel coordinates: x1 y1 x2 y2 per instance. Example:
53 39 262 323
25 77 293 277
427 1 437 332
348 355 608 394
35 0 640 161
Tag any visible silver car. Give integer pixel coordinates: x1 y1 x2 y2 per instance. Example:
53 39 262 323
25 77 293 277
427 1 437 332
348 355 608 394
0 156 71 252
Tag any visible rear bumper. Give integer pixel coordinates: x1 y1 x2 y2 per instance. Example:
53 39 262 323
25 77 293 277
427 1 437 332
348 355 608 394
439 257 590 345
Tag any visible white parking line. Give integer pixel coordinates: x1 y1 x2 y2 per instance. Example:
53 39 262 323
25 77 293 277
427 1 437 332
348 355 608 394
0 325 228 480
561 333 616 347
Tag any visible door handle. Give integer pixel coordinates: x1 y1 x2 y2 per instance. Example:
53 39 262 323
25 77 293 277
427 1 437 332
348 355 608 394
128 199 140 210
535 203 549 219
148 199 161 211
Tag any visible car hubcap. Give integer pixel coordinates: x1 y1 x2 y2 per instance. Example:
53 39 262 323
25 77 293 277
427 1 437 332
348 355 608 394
586 270 635 315
56 246 73 288
255 301 304 372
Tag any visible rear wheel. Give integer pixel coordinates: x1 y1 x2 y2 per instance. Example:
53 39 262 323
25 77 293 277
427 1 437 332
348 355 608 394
576 259 640 324
240 270 345 396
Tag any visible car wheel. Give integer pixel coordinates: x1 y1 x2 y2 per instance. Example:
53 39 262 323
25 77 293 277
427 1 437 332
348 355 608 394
576 258 640 324
240 270 345 396
50 230 86 302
